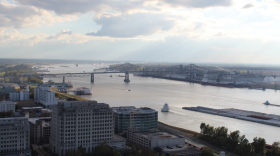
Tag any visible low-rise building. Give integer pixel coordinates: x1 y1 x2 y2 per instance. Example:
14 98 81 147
0 101 16 112
0 83 20 94
28 117 51 144
112 106 158 134
0 117 31 156
127 128 185 150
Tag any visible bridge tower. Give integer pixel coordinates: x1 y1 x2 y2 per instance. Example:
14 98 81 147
63 76 65 83
124 72 130 82
91 73 94 83
189 64 196 79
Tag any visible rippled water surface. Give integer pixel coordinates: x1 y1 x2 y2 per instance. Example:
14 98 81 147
42 63 280 144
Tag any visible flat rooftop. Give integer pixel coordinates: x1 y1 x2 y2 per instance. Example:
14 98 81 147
22 107 43 110
112 106 157 114
135 131 182 139
0 117 27 121
28 117 51 125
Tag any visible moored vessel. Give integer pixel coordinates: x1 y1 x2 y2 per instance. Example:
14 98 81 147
74 87 92 95
201 78 234 88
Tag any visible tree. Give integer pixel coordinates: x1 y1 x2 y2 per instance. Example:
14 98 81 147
66 149 76 156
227 130 240 151
75 146 84 156
200 123 206 133
235 135 251 156
266 142 280 156
94 141 121 156
27 77 43 83
252 137 266 155
201 148 214 156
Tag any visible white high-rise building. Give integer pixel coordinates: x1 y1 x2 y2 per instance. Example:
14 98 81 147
0 101 16 112
34 85 58 108
50 101 121 156
0 117 31 156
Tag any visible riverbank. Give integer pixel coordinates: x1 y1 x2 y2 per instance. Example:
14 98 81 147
147 75 280 90
158 121 199 136
53 88 89 101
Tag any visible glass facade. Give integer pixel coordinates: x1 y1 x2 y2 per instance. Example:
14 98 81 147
113 108 158 134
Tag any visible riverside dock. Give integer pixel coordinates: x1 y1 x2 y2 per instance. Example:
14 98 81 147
182 106 280 127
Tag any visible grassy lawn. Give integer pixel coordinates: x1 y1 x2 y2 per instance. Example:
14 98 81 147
158 121 199 136
56 92 89 101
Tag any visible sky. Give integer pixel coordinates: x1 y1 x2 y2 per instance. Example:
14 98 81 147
0 0 280 64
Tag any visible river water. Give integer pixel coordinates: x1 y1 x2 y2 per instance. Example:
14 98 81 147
42 63 280 144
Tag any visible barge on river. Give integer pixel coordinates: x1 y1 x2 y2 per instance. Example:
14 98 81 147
182 106 280 127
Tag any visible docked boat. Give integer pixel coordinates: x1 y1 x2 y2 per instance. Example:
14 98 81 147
201 78 234 88
74 87 92 95
162 103 170 112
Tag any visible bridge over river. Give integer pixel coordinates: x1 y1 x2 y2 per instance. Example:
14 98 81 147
2 63 221 83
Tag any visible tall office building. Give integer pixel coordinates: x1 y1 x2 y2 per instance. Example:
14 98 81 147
34 85 57 108
0 117 31 156
112 106 158 134
50 101 116 156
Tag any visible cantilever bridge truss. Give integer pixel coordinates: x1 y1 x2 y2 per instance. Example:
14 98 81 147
95 62 214 79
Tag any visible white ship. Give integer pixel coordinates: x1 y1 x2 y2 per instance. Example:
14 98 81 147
162 103 170 112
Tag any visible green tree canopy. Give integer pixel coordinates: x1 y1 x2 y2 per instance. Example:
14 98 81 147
201 148 214 156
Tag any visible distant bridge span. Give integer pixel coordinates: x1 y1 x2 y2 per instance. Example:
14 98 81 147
2 63 217 83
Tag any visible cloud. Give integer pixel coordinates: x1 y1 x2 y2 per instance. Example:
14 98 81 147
0 3 76 29
242 3 254 9
14 0 234 15
46 29 72 39
0 3 42 28
86 13 175 38
14 0 147 15
159 0 232 8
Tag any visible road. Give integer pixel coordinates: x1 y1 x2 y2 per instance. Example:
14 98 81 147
158 123 239 156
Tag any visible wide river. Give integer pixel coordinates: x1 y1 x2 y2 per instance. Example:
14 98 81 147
42 63 280 144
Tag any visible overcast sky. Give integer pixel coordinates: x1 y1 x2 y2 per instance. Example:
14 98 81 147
0 0 280 64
